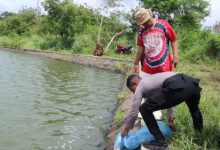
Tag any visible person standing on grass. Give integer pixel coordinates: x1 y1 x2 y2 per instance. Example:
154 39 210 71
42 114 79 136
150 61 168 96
133 8 179 125
122 72 203 149
133 8 178 73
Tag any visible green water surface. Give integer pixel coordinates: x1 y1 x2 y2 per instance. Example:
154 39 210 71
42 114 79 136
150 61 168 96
0 49 123 150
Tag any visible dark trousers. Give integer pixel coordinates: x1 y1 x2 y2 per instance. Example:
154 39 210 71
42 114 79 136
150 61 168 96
139 74 203 141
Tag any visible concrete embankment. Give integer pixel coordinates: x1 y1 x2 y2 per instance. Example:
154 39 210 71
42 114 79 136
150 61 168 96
1 47 134 150
2 47 133 73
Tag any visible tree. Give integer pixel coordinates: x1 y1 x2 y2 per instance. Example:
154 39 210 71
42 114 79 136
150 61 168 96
18 7 38 27
0 12 16 35
139 0 210 28
42 0 95 49
91 0 129 55
0 8 38 35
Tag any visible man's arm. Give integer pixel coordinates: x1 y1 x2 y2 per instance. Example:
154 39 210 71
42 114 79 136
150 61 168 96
133 45 144 73
162 20 178 68
171 40 178 68
122 89 143 136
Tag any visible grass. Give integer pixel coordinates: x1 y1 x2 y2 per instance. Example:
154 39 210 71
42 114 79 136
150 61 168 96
117 90 126 102
165 62 220 149
115 62 133 73
114 109 126 128
0 34 46 49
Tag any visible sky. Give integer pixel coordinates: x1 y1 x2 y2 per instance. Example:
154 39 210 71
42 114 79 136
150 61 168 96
203 0 220 26
0 0 219 27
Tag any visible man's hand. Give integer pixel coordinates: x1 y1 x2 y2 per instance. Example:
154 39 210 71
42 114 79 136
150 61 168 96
168 119 176 131
133 65 139 73
173 55 178 68
107 129 119 138
122 127 129 136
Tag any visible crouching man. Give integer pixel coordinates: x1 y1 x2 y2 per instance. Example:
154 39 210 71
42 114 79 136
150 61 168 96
122 72 203 149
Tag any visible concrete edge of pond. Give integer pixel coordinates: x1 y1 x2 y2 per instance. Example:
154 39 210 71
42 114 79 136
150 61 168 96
1 47 134 150
1 47 133 73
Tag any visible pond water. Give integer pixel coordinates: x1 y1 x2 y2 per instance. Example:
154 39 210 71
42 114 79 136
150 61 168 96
0 49 123 150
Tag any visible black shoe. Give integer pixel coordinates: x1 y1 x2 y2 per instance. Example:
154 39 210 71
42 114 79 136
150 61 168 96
142 140 168 150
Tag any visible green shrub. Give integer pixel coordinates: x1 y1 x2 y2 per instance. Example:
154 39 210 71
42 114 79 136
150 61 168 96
177 28 219 64
177 28 200 51
72 34 95 54
207 34 220 60
40 36 63 50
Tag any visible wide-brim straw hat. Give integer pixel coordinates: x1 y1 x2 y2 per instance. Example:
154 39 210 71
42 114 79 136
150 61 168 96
135 8 152 25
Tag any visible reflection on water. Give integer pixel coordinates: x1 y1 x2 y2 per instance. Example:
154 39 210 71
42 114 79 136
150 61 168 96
0 49 123 150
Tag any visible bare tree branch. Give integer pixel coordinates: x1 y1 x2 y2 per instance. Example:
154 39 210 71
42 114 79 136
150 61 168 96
104 28 128 53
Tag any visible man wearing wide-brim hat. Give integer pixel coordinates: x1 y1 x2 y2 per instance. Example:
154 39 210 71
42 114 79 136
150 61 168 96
133 7 178 75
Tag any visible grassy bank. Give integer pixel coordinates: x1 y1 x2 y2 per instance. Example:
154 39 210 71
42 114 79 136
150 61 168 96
167 63 220 149
109 62 220 150
0 34 136 59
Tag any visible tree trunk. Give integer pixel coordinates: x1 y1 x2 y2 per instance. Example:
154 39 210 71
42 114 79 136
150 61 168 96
96 17 103 44
93 17 104 56
104 29 127 53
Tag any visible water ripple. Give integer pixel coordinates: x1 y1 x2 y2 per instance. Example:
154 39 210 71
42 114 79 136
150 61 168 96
0 49 123 150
